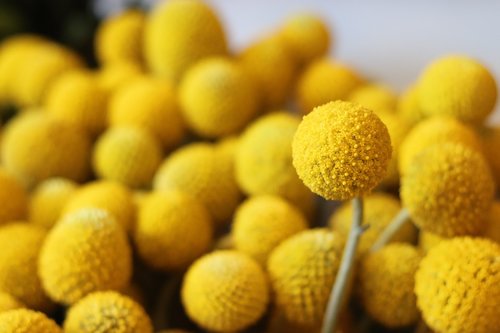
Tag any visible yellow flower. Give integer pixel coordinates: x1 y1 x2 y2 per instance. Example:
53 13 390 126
418 231 444 254
397 84 425 126
0 309 61 333
292 100 392 200
348 84 398 114
0 292 23 313
97 61 143 93
483 202 500 243
479 125 500 186
0 168 27 225
182 250 269 332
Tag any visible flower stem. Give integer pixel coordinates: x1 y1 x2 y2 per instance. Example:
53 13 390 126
322 197 365 333
371 208 410 252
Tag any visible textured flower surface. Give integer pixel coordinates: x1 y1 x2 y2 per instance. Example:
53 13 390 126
0 309 61 333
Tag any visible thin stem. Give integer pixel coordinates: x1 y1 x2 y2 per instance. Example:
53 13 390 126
322 197 365 333
371 208 410 252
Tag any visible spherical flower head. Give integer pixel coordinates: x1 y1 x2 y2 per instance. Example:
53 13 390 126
39 208 132 305
144 0 227 83
135 190 213 271
267 229 345 326
348 84 398 114
180 57 259 138
418 231 444 254
0 223 53 311
233 195 308 265
95 9 145 65
359 243 421 328
479 125 500 186
0 293 24 313
415 237 500 333
0 168 27 225
63 291 153 333
181 250 269 332
417 55 497 125
296 59 364 114
98 61 143 93
93 126 162 189
483 202 500 243
398 115 482 175
0 309 61 333
154 143 241 225
397 84 425 126
1 112 91 187
110 77 185 150
293 100 392 200
330 193 415 255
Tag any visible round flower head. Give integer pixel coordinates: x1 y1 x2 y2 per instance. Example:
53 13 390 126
240 35 296 109
402 142 494 237
0 293 23 313
296 59 364 114
181 250 269 332
415 237 500 333
95 9 145 65
479 125 500 185
180 57 259 138
154 142 241 225
418 231 444 254
64 291 153 333
233 195 308 265
330 193 415 255
292 100 392 200
63 180 136 233
0 168 27 225
39 208 132 305
359 243 421 328
398 115 482 175
348 84 398 114
397 84 425 126
93 126 162 189
417 55 497 125
483 202 500 243
0 309 61 333
135 190 213 271
1 112 91 187
144 0 227 83
267 229 344 326
236 112 316 217
0 223 53 311
279 13 330 65
110 77 185 150
98 61 143 93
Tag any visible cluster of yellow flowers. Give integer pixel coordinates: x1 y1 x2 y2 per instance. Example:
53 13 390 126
0 0 498 332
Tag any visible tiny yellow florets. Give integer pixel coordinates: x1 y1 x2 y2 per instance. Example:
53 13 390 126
64 291 153 333
39 208 132 305
348 84 398 114
359 243 421 328
292 100 392 200
415 237 500 333
0 292 23 313
401 142 494 237
0 309 61 333
0 168 27 225
416 55 497 125
98 61 143 93
182 250 269 332
330 193 416 255
144 0 227 83
479 125 500 186
267 229 344 326
232 195 308 265
93 126 162 189
135 190 213 271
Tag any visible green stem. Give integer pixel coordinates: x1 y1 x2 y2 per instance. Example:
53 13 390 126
371 208 410 252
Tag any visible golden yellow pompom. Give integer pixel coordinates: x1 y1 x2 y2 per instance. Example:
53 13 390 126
0 223 53 311
0 293 23 313
296 59 364 114
479 125 500 185
359 243 421 328
417 55 497 124
483 202 500 243
330 193 415 255
398 115 482 175
64 291 153 333
135 190 213 271
144 0 227 83
63 180 135 233
29 178 78 229
180 57 259 138
279 13 330 65
110 77 185 150
292 101 392 200
1 113 91 187
154 143 241 225
233 195 308 265
95 9 145 65
0 309 61 333
418 231 444 254
46 70 109 137
401 142 494 237
267 229 344 326
415 237 500 333
98 61 143 93
348 84 398 114
39 208 132 305
240 35 296 109
0 168 27 225
93 126 162 188
236 112 316 217
397 84 425 126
